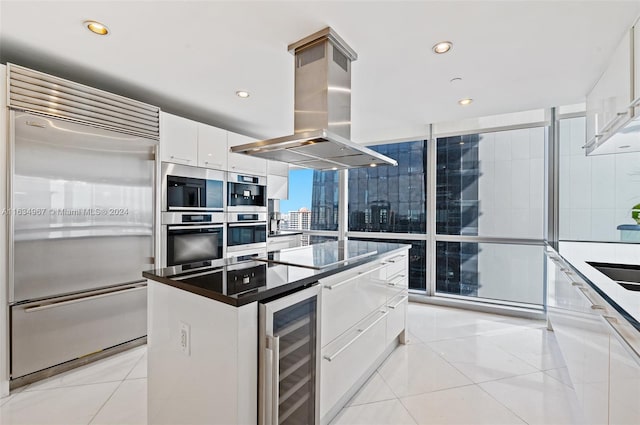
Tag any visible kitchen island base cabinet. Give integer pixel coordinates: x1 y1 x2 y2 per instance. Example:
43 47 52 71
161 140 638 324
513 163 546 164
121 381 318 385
147 281 257 425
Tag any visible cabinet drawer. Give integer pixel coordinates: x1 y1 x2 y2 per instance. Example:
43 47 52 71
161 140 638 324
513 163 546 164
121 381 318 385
387 274 408 300
386 294 407 344
320 309 387 419
321 263 388 347
382 254 407 280
11 283 147 378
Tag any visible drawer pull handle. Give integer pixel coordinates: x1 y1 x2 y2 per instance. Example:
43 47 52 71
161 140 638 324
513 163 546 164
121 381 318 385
602 316 640 365
170 155 192 163
388 274 406 287
577 287 605 311
386 255 406 263
323 264 387 290
323 311 388 362
23 284 146 313
387 296 408 310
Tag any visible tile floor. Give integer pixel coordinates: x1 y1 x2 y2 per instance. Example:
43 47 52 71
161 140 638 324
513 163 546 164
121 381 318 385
0 303 586 425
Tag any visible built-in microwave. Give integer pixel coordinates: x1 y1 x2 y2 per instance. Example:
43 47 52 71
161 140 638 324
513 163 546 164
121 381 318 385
162 163 225 212
227 172 267 212
161 212 225 267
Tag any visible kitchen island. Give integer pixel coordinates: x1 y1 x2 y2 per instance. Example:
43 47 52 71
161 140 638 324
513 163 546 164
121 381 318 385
143 240 410 425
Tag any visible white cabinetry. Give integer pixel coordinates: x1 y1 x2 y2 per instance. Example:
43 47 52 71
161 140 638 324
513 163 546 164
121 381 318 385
160 112 198 165
267 175 288 200
267 234 301 251
546 251 640 424
585 29 633 152
319 249 409 424
547 254 609 424
197 124 227 170
228 132 267 176
608 317 640 424
267 160 289 199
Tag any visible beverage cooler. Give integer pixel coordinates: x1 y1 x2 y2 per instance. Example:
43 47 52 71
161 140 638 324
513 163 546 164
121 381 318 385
259 286 320 425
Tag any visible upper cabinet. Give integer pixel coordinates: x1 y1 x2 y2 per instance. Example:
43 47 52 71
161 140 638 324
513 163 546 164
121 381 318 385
197 124 227 170
267 160 289 177
227 132 267 176
160 112 198 165
586 22 640 155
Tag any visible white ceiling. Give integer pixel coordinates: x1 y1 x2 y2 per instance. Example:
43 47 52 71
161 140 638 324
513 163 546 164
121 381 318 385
1 1 640 143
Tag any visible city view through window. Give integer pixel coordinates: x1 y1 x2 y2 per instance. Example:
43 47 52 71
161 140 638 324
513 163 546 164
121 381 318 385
279 131 546 306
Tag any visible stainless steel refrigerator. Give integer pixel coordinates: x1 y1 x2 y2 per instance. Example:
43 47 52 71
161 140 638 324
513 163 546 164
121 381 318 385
7 65 158 383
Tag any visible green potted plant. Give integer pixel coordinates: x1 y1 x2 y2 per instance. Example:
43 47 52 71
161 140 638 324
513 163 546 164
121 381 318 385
633 203 640 225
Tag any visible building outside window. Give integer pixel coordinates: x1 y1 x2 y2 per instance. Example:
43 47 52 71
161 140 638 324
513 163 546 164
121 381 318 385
346 140 427 291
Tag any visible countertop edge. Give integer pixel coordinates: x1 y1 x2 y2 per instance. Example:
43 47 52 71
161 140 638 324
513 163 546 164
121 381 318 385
551 243 640 329
144 244 411 307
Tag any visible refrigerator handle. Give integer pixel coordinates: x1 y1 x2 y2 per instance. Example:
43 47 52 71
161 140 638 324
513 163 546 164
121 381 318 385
23 283 146 313
271 335 280 425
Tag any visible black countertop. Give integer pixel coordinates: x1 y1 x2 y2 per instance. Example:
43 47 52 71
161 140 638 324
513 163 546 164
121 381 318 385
143 241 410 307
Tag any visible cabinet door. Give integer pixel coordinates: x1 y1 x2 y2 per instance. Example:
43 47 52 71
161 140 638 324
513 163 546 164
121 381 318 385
197 124 227 170
586 29 633 145
160 112 198 165
267 174 288 200
607 316 640 425
227 132 267 176
267 160 289 177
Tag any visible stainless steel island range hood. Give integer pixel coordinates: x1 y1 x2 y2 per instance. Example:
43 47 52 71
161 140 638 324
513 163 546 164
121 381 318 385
230 27 397 170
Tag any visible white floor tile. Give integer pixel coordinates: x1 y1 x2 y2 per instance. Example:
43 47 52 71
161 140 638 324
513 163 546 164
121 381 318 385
126 353 147 380
347 372 396 407
330 399 417 425
427 336 538 383
25 347 145 391
401 385 526 425
0 394 13 407
408 305 534 343
543 367 574 388
482 327 566 371
377 343 472 398
90 379 147 425
480 372 585 425
0 382 119 425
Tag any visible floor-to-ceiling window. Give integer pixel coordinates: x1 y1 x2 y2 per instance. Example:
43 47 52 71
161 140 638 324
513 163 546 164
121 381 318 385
434 127 547 307
347 140 428 291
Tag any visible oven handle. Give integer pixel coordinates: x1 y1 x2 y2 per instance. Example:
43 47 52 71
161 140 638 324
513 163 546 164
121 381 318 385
168 224 224 230
228 222 267 227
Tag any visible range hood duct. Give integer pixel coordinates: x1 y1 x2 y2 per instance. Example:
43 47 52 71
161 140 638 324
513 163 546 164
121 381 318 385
230 27 397 170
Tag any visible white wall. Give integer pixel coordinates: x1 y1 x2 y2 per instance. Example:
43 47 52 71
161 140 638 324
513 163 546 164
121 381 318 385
1 63 9 397
559 116 640 242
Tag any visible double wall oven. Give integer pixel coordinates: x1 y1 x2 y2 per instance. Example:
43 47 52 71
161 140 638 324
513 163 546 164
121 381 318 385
161 163 226 267
162 166 268 265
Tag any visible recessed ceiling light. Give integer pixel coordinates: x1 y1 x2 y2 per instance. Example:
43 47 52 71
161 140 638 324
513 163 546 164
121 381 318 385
458 98 473 106
370 163 377 167
619 145 631 149
331 167 338 171
236 91 250 98
432 41 453 54
84 20 109 36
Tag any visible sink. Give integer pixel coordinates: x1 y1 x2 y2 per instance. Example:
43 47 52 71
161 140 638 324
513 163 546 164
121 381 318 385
587 262 640 291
